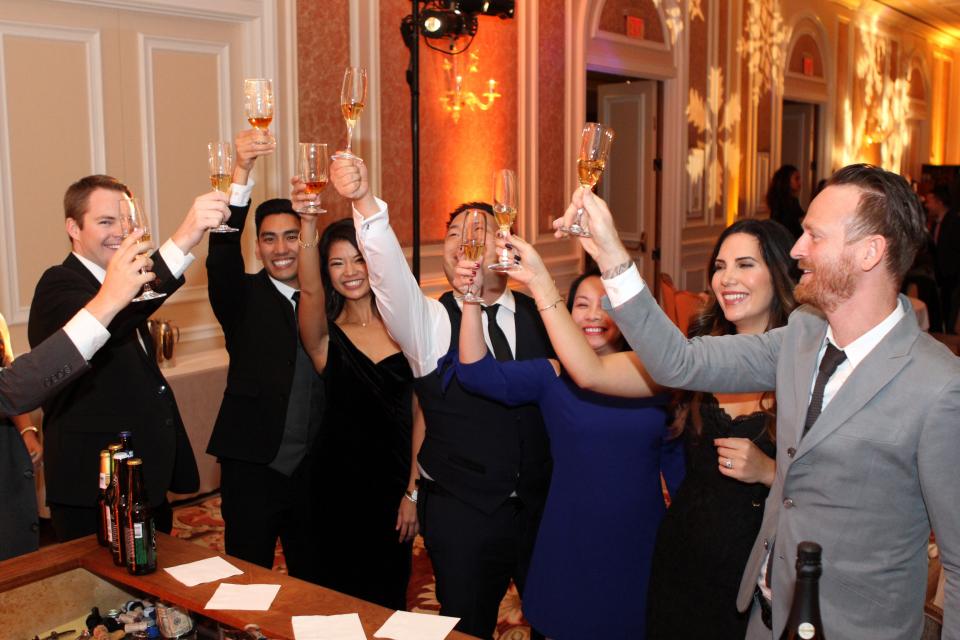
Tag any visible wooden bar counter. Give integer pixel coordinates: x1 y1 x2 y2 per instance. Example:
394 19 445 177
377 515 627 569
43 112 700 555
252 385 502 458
0 533 476 639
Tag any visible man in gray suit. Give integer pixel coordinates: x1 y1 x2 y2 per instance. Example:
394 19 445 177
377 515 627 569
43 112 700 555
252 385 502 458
555 164 960 639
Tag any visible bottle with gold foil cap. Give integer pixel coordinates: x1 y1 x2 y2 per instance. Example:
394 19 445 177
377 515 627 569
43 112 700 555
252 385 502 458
124 458 156 574
96 449 112 547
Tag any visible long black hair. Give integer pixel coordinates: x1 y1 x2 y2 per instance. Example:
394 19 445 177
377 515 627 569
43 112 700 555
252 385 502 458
319 218 378 322
765 164 799 216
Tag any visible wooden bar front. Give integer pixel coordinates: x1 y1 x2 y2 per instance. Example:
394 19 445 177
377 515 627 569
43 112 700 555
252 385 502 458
0 533 476 639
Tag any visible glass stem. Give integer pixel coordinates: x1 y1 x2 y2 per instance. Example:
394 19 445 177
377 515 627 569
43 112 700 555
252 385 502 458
346 124 354 153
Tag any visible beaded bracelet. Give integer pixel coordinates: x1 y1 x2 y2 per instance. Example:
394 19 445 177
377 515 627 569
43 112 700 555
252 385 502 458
298 229 320 249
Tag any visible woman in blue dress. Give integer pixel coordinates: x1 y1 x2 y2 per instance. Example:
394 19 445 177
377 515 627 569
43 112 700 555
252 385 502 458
449 260 685 639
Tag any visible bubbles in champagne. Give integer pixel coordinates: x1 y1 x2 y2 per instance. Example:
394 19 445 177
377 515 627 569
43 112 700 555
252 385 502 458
461 240 485 261
577 159 606 188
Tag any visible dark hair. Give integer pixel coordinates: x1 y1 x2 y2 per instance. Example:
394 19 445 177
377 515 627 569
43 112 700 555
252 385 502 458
319 218 378 321
63 175 131 228
928 185 953 211
765 164 799 215
446 201 494 228
255 198 298 234
827 164 927 282
811 178 829 200
673 218 800 442
565 268 628 353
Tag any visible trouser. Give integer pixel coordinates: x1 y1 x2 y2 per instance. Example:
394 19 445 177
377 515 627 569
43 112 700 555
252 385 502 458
219 456 314 579
50 500 172 543
417 479 543 640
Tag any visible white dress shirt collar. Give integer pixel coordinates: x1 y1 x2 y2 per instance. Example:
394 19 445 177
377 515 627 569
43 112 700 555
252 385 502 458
72 251 107 283
268 276 298 308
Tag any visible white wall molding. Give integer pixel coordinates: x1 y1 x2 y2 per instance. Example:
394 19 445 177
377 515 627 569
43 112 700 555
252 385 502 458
0 22 104 323
352 0 382 197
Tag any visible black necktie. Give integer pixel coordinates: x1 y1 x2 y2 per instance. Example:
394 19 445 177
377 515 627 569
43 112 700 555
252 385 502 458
483 304 513 361
802 343 847 436
292 290 300 313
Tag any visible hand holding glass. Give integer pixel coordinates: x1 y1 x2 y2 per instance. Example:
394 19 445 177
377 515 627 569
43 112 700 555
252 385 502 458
118 197 166 301
299 143 329 214
489 169 521 272
561 123 615 238
244 79 274 144
207 141 239 233
333 67 367 159
460 209 487 303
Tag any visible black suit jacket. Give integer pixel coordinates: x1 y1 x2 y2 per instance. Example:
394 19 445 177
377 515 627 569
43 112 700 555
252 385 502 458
28 253 199 508
1 330 88 418
205 203 316 464
935 208 960 282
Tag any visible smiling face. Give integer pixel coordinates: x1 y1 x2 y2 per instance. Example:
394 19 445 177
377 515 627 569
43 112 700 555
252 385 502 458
711 232 775 335
255 213 301 286
443 209 501 286
66 188 126 269
326 239 371 302
791 185 861 312
569 275 623 355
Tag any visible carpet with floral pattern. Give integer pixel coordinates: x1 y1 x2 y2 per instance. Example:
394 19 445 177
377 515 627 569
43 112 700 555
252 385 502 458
171 493 532 639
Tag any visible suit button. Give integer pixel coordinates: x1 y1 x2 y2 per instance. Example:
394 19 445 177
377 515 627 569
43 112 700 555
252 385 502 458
165 418 174 428
783 498 794 509
787 447 796 458
23 469 34 479
763 539 769 549
30 522 39 532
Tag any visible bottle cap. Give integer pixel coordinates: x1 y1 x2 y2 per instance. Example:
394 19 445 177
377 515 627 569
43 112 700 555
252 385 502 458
797 541 822 562
127 458 143 466
107 443 123 453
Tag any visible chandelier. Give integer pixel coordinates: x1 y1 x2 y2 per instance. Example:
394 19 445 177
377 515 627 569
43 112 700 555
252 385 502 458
440 51 501 123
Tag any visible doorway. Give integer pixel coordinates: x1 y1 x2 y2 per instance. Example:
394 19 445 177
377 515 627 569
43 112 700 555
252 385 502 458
587 71 662 281
780 100 820 207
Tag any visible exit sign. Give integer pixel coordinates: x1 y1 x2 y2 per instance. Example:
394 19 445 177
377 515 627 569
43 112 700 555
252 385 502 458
626 15 645 39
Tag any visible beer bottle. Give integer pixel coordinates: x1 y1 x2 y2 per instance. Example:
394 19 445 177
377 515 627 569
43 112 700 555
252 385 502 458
119 430 134 455
109 449 132 566
102 444 123 549
123 458 156 575
780 541 826 640
96 450 112 546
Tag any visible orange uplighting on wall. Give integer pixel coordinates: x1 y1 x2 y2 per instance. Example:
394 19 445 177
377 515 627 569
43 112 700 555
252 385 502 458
440 51 502 123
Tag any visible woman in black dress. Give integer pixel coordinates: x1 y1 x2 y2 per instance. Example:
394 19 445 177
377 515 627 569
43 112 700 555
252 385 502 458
296 214 422 610
766 164 805 240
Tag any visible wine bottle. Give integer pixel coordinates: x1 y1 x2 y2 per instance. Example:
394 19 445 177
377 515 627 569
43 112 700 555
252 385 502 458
779 541 826 640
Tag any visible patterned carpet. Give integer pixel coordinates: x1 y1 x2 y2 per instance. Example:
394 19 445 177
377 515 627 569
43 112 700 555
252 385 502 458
171 494 532 639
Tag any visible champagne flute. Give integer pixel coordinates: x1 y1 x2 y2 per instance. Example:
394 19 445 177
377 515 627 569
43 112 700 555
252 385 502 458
118 196 166 302
460 209 487 303
244 78 274 144
207 141 239 233
561 122 616 237
298 143 329 214
332 67 367 159
488 169 521 273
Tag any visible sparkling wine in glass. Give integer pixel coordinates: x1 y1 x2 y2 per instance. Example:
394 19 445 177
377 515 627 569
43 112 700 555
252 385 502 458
561 122 615 238
333 67 367 159
244 79 274 144
207 141 239 233
118 196 166 302
460 209 487 303
299 143 329 214
489 169 521 273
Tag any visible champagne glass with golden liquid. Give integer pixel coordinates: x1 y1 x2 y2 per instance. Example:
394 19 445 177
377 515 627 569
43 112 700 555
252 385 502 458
207 141 239 233
561 122 615 237
332 67 367 159
298 143 329 214
489 169 521 273
118 196 166 302
460 209 487 303
244 79 274 144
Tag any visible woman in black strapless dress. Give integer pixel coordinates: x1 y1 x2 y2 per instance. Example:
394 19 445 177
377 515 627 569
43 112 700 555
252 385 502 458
296 215 421 610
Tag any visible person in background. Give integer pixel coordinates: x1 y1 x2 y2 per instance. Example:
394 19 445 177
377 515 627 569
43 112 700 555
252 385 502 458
452 254 684 639
766 165 804 241
926 185 960 333
295 214 420 610
205 130 323 578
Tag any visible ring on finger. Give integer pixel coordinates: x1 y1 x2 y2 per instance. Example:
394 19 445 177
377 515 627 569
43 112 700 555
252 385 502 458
723 457 734 469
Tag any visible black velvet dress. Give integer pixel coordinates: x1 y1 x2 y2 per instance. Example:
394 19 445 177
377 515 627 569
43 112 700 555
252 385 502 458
311 322 414 610
646 393 776 640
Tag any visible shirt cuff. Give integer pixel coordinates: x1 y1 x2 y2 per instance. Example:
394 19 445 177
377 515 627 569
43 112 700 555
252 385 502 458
63 308 111 361
352 197 390 241
159 239 195 279
230 178 255 207
602 263 646 308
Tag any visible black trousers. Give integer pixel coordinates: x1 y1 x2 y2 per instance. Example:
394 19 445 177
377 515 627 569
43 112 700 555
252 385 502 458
219 456 314 580
50 500 172 542
417 481 543 640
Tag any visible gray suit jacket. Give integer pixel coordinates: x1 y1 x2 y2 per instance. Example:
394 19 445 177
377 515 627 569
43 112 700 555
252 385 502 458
0 330 88 418
609 286 960 639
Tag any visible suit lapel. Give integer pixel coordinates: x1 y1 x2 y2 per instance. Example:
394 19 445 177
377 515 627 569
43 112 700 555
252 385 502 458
258 271 297 333
63 253 103 292
795 297 919 459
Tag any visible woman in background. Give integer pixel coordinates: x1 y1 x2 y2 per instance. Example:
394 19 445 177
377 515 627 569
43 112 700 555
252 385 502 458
766 164 805 240
296 213 422 610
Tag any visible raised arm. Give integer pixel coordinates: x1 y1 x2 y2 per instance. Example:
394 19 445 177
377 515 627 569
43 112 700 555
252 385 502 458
295 209 329 373
455 257 488 365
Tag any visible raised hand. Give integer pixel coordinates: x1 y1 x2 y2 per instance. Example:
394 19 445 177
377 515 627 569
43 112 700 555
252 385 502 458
495 232 555 298
171 190 231 253
330 156 369 201
555 189 630 272
233 128 276 185
453 255 484 298
85 229 156 324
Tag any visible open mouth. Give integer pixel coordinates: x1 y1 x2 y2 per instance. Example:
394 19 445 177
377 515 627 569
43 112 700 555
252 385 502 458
582 326 607 336
272 257 295 269
341 278 365 290
722 292 748 304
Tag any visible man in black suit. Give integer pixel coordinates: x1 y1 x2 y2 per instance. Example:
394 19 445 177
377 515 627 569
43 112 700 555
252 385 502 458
321 159 553 639
927 185 960 333
205 130 323 577
28 174 228 541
